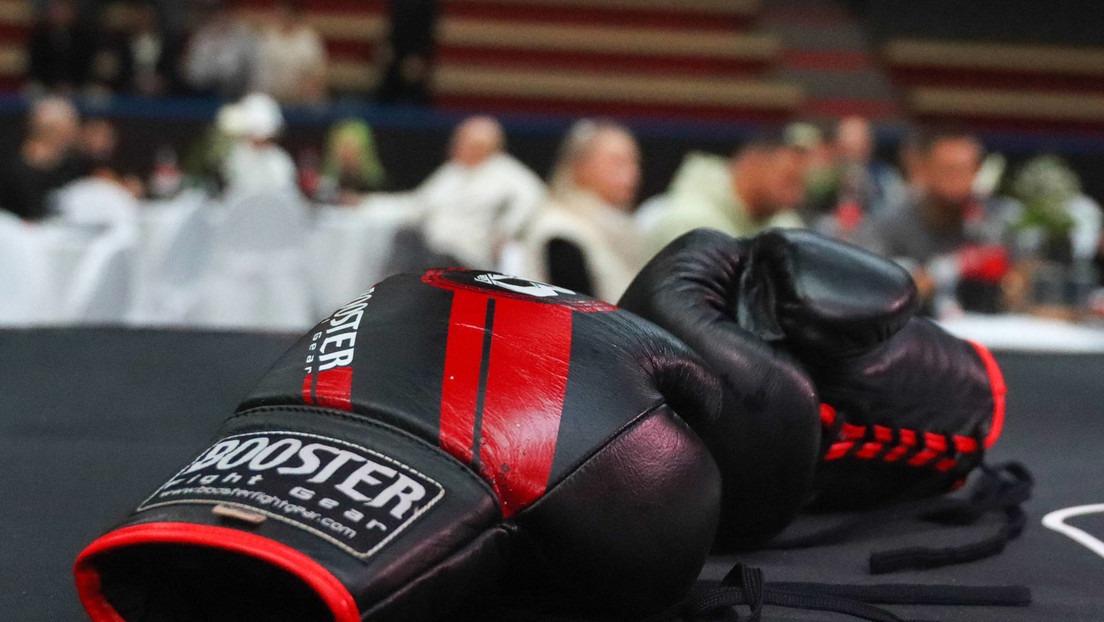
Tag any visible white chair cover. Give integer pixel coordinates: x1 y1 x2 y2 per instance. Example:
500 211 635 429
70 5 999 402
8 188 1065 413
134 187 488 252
64 228 136 324
130 191 213 325
190 191 315 330
0 213 51 325
309 192 419 312
54 178 140 232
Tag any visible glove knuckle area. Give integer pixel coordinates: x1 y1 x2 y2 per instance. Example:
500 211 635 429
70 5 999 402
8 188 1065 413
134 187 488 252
620 228 748 331
506 406 722 619
744 229 918 356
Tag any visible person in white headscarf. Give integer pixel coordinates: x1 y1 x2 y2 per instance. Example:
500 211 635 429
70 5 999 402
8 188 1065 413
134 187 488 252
518 119 644 302
221 92 298 196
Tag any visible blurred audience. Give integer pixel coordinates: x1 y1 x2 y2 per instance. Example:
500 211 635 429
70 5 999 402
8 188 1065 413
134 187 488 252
897 128 926 194
183 2 257 99
98 3 181 97
79 116 145 197
806 116 907 242
27 0 96 94
252 0 328 105
6 0 1104 330
856 127 1016 314
376 0 438 105
318 119 387 204
857 127 1009 263
789 121 834 209
221 93 297 195
79 117 117 172
417 116 544 269
179 100 246 193
0 96 88 220
643 133 806 258
519 119 641 301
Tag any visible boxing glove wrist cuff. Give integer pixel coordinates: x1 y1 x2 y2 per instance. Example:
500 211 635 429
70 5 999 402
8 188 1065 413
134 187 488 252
75 405 502 622
75 522 360 622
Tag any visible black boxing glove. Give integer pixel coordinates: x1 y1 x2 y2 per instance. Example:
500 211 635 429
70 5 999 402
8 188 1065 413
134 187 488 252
75 269 724 621
619 232 821 548
621 229 1005 537
737 228 1005 508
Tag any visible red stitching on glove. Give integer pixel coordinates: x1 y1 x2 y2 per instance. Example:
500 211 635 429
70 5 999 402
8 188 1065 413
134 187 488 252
825 441 854 461
820 409 982 472
840 423 866 441
873 425 893 442
855 442 884 459
908 448 939 467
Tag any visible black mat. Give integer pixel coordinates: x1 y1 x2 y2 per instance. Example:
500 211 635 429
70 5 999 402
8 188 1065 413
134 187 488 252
2 328 1102 621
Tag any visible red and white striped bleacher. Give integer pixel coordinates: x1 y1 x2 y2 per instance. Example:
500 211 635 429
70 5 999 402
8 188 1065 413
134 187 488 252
0 0 804 123
883 38 1104 133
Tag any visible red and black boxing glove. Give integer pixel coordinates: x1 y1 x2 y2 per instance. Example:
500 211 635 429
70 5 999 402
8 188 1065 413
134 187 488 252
619 232 821 548
737 228 1005 508
620 229 1006 542
75 269 725 621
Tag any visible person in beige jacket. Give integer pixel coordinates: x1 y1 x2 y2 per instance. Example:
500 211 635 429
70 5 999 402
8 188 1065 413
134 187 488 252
641 135 808 259
517 120 645 303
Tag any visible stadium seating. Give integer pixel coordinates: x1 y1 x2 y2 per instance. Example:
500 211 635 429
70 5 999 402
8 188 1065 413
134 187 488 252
0 0 805 123
884 38 1104 132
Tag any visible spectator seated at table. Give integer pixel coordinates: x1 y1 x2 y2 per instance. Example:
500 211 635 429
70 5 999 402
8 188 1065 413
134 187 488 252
182 1 257 100
317 119 387 205
642 132 807 259
414 116 545 270
805 115 908 243
0 96 89 221
73 117 145 200
221 93 298 196
517 119 642 301
251 0 328 105
856 127 1017 315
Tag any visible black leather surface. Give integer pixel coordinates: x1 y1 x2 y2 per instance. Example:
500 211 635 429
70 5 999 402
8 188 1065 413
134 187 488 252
809 318 995 508
740 228 918 359
68 269 726 621
627 229 1002 521
739 229 998 507
620 229 822 547
509 406 721 619
2 328 1103 621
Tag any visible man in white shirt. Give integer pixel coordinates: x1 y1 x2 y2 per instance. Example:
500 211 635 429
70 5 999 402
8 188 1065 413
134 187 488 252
418 116 545 270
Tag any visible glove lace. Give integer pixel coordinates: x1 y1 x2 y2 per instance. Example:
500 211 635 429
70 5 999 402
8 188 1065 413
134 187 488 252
647 563 1030 622
767 462 1033 573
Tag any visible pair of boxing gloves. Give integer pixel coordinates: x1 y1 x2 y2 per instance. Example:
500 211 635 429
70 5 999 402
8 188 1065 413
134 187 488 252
74 229 1005 621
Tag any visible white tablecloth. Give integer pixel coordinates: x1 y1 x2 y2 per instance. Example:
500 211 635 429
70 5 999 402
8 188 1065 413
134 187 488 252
938 313 1104 353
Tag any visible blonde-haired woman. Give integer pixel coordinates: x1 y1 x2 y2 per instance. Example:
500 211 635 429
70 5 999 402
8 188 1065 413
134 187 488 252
519 119 644 302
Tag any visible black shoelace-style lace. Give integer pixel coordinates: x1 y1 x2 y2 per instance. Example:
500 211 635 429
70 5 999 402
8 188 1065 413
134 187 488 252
641 462 1035 621
767 462 1033 574
647 563 1030 622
